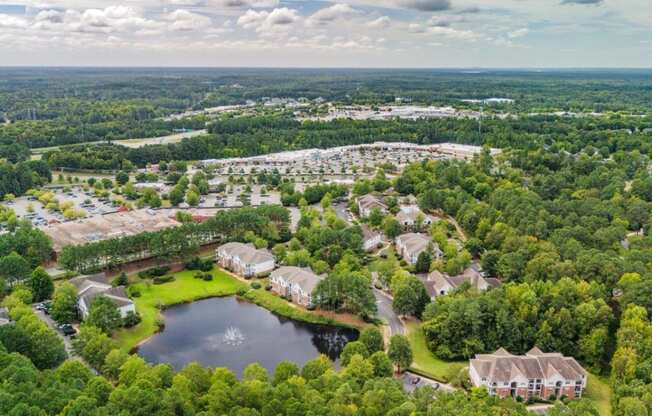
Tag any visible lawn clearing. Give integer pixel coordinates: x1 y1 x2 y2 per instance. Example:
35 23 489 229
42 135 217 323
406 320 465 382
113 267 246 351
584 373 612 416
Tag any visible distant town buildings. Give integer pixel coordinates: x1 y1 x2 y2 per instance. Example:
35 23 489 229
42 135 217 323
69 273 135 319
216 242 275 278
469 348 587 401
270 266 324 307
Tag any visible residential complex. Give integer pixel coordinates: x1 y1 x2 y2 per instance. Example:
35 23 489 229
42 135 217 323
469 348 588 401
396 205 436 229
69 273 135 319
269 266 324 307
216 242 275 278
396 233 442 265
361 225 383 252
429 268 501 297
357 194 388 218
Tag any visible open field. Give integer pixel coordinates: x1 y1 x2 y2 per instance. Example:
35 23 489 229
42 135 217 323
405 320 465 382
113 267 246 351
585 374 613 416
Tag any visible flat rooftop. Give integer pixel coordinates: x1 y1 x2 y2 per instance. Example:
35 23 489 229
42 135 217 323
44 209 180 252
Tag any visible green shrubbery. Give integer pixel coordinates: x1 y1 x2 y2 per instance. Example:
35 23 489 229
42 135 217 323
152 275 175 285
138 266 170 279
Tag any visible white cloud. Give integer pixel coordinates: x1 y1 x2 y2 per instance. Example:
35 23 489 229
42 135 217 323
429 26 479 40
208 0 279 8
166 9 211 31
507 27 529 38
428 15 464 27
237 7 299 33
408 23 425 33
367 16 390 28
307 4 358 26
0 13 28 28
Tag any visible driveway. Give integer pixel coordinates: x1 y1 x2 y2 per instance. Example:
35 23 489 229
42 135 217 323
373 288 404 336
332 202 352 224
402 371 456 393
34 307 74 357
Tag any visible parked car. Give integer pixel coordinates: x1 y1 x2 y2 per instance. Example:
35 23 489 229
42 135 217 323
58 324 76 336
410 376 421 385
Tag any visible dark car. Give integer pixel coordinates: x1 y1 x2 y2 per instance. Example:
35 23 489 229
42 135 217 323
58 324 76 336
411 376 421 385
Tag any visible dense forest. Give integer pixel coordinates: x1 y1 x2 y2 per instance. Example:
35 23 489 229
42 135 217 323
2 68 652 150
42 113 652 170
390 139 652 414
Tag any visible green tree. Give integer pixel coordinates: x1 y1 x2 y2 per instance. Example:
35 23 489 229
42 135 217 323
86 296 122 334
340 341 370 366
115 171 129 185
388 335 412 374
51 282 79 323
359 327 384 353
415 251 432 273
0 251 31 286
29 266 54 302
368 351 393 378
186 189 200 206
383 216 402 240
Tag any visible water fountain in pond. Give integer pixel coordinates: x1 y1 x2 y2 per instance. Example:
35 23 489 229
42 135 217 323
223 326 245 346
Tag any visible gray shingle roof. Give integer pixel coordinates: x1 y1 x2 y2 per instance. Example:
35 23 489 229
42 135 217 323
217 242 274 265
471 348 586 383
271 266 325 294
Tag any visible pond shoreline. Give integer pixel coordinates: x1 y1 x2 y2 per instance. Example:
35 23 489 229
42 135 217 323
135 296 359 374
115 267 364 352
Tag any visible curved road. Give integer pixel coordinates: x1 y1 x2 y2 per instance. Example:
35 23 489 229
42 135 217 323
373 287 404 336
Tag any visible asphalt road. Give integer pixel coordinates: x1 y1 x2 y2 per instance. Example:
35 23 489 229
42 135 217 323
34 307 74 357
373 288 405 336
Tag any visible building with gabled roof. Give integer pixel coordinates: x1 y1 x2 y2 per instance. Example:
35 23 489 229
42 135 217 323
360 225 383 252
395 233 442 265
357 195 388 218
69 273 135 319
216 242 275 278
429 267 501 297
395 205 435 229
469 347 587 401
270 266 325 307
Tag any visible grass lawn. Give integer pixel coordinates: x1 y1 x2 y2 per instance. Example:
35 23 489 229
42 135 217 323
113 268 246 352
242 288 364 329
406 320 466 382
584 373 612 416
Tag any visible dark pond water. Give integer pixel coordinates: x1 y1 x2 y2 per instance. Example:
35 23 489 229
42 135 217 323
137 296 358 375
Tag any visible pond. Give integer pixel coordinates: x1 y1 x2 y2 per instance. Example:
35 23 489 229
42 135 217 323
136 296 359 375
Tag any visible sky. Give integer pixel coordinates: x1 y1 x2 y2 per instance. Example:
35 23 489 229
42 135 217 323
0 0 650 67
